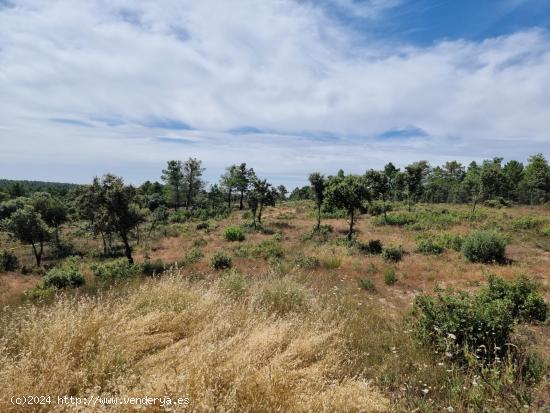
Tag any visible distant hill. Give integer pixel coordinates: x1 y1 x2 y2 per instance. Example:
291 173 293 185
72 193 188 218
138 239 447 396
0 179 79 198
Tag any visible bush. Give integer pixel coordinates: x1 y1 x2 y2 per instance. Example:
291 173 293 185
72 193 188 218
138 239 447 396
541 225 550 237
90 258 141 282
439 233 463 251
373 212 416 226
23 286 56 301
234 240 284 261
321 256 341 269
42 257 85 289
358 278 376 292
367 201 392 216
484 197 510 208
196 222 209 230
184 247 204 265
510 216 543 230
293 255 320 269
462 230 507 263
257 278 308 314
141 259 166 276
413 276 547 364
219 271 248 298
382 246 403 262
224 226 245 241
358 239 382 255
384 268 398 285
211 252 232 270
0 250 18 272
416 238 444 255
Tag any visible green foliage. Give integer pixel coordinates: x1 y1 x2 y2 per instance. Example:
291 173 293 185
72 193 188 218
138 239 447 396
23 286 56 302
358 278 376 291
510 215 543 230
42 257 85 289
439 233 464 251
320 256 341 269
373 212 416 226
210 252 232 270
219 271 248 298
382 245 403 262
224 226 246 241
90 258 141 282
413 276 547 364
416 237 445 255
357 239 383 254
541 225 550 236
183 247 204 265
257 278 308 314
293 255 320 269
141 259 167 276
484 197 510 208
234 240 284 261
462 230 507 263
384 268 398 285
0 250 18 272
196 221 209 230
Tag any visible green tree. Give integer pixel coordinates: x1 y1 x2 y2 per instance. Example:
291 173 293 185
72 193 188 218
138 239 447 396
324 173 370 240
523 153 550 204
276 185 288 202
462 161 482 216
309 172 326 230
365 170 390 221
182 158 205 210
4 205 51 266
235 163 254 210
403 161 429 212
30 192 67 244
220 165 239 209
247 178 276 227
161 160 184 210
503 160 524 201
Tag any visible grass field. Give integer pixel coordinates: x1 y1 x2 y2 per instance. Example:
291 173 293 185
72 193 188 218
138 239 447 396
1 201 549 412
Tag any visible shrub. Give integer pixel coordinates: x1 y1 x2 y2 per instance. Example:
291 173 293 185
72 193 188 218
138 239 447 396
23 286 56 301
439 233 463 251
42 257 85 289
293 255 320 269
462 230 507 263
219 271 248 298
211 252 232 270
367 201 392 216
271 231 284 242
510 216 543 230
416 238 444 255
196 222 209 230
141 259 166 276
193 237 208 247
90 258 141 282
0 250 18 272
234 240 284 261
224 226 245 242
541 225 550 237
257 278 308 314
184 247 204 265
321 256 341 269
358 278 376 292
413 276 547 364
384 268 398 285
373 213 416 226
358 239 382 255
382 246 403 262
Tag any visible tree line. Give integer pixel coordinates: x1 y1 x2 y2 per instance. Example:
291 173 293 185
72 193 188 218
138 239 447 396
0 153 549 266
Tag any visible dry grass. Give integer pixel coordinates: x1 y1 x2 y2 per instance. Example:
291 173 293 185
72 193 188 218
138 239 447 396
0 272 390 413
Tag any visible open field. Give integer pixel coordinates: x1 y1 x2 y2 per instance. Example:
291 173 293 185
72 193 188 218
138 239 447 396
1 200 549 412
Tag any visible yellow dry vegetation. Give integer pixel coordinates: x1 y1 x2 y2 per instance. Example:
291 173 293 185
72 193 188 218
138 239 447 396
0 271 389 413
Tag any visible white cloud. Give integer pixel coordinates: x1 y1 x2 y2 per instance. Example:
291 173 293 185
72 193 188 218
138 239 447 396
0 0 549 187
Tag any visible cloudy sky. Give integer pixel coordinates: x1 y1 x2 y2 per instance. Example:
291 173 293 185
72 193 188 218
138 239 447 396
1 0 549 188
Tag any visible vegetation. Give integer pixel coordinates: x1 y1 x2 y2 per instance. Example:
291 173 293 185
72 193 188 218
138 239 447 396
1 153 550 411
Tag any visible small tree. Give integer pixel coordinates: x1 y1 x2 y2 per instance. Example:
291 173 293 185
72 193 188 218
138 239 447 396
220 164 239 208
308 172 326 230
324 173 370 240
182 157 205 210
235 163 254 210
30 192 67 245
161 160 185 210
403 161 429 212
276 185 288 202
365 170 390 222
4 205 51 266
462 161 482 216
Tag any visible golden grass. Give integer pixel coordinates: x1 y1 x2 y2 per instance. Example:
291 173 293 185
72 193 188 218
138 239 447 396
0 272 389 412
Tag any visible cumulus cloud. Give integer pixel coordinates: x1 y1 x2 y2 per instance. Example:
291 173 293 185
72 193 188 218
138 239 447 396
0 0 549 187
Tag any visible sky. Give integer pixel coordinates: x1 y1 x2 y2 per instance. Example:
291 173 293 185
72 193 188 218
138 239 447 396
0 0 549 188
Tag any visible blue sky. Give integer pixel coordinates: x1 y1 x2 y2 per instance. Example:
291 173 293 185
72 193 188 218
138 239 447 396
0 0 549 188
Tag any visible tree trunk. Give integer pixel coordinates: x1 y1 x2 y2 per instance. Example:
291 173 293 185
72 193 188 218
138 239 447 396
471 197 477 218
31 242 42 267
348 209 355 241
258 203 264 225
239 191 244 210
408 194 412 212
382 195 387 222
121 233 133 264
227 188 232 209
316 204 321 230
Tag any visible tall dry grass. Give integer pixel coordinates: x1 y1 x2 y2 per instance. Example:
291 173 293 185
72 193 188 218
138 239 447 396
0 271 390 412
